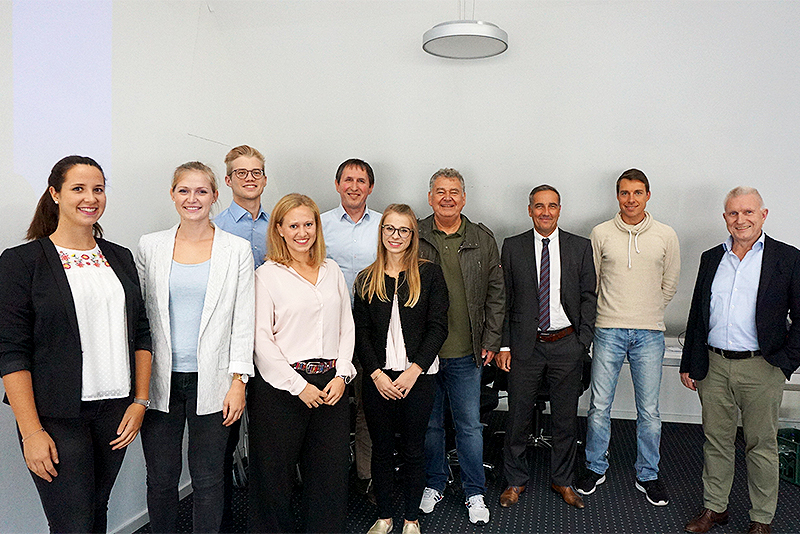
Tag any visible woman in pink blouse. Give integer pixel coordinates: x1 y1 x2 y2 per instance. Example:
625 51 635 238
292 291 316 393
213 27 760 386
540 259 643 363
249 193 356 534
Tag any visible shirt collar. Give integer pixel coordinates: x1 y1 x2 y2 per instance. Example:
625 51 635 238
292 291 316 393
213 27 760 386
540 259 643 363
723 231 765 253
534 227 559 243
228 200 268 222
432 215 466 237
334 204 373 224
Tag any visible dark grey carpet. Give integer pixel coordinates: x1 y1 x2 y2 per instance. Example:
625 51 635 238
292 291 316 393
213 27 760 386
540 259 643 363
136 414 800 533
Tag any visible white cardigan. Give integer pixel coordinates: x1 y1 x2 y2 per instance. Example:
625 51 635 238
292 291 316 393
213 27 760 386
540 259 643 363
136 225 255 415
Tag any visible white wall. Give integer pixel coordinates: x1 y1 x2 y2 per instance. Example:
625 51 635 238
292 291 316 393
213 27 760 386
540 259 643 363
2 1 800 532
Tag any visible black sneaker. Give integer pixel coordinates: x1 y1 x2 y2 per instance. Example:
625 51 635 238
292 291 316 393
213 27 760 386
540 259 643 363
635 478 669 506
575 470 606 495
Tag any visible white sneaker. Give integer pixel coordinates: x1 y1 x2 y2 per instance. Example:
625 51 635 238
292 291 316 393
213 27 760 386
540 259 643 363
466 494 490 524
419 487 443 514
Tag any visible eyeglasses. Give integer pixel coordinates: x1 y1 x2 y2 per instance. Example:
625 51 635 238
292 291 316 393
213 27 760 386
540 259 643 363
381 224 413 238
231 168 265 180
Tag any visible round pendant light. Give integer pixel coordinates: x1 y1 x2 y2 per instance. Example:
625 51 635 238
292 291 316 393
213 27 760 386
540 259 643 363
423 20 508 59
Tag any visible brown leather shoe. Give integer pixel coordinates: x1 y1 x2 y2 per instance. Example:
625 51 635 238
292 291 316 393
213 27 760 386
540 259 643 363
550 484 585 509
684 508 729 533
499 485 525 507
747 522 771 534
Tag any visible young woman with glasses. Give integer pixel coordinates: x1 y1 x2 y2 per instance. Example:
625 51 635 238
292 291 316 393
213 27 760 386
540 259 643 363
353 204 449 534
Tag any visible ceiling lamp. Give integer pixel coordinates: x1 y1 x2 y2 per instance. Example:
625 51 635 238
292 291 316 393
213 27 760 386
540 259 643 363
423 20 508 59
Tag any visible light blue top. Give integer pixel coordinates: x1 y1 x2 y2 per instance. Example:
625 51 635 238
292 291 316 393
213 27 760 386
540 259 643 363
214 200 270 268
169 259 210 372
708 232 765 351
321 204 382 302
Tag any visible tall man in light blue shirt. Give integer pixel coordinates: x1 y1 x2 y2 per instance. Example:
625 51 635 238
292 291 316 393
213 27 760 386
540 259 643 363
214 145 270 268
213 144 269 529
321 158 382 496
681 187 800 534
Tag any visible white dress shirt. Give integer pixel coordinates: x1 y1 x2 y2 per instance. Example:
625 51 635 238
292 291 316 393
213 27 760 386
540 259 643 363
254 259 357 395
534 227 572 332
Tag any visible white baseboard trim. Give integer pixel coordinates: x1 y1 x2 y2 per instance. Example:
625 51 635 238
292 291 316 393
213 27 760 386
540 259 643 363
114 482 193 534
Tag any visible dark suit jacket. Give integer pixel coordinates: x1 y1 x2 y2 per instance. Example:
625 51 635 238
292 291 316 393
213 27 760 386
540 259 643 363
0 237 152 418
501 228 597 356
680 234 800 380
354 261 449 376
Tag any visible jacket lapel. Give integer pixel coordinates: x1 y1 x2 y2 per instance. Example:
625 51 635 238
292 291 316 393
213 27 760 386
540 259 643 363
522 229 539 292
702 245 726 330
558 230 570 289
757 235 777 308
155 226 178 349
41 238 81 343
198 229 228 338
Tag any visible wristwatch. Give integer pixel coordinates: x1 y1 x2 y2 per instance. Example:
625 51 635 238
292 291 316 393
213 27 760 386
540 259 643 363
133 397 150 409
337 375 352 385
233 373 249 384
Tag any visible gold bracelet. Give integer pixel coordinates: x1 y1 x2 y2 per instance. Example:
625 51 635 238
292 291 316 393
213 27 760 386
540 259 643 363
22 427 45 443
372 369 383 381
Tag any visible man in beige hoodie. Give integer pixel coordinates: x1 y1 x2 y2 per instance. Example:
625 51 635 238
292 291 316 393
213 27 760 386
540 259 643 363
576 169 680 508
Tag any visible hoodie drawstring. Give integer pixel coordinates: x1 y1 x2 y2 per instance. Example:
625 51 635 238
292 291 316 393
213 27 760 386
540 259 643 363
626 229 641 269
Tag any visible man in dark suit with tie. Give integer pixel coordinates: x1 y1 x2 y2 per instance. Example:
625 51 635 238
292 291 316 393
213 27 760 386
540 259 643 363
681 187 800 534
496 185 596 509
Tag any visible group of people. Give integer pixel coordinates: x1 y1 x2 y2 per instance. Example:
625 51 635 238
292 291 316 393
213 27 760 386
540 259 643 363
495 170 799 534
0 149 797 534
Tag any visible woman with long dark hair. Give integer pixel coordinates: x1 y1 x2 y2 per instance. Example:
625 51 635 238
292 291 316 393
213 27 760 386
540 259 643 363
353 204 449 534
136 161 255 533
249 193 356 533
0 155 152 533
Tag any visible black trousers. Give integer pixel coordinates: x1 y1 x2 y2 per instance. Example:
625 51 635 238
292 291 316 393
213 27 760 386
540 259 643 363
28 397 130 534
221 417 241 532
141 372 231 534
503 333 584 487
362 370 436 522
247 368 350 533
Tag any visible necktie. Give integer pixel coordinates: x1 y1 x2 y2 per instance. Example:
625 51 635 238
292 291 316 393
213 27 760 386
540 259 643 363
539 237 550 332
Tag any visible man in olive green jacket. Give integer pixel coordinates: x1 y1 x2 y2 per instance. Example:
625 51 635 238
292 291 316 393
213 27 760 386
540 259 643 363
417 168 505 525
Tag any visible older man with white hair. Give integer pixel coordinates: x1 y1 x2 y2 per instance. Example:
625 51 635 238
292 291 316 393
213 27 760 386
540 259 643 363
680 187 800 534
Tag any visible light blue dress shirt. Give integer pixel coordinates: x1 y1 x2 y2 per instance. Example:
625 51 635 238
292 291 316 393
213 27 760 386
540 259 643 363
708 232 765 351
321 204 381 301
214 200 270 268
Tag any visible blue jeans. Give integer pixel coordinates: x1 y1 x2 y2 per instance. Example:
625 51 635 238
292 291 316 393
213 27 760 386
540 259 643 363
585 328 664 481
424 354 485 498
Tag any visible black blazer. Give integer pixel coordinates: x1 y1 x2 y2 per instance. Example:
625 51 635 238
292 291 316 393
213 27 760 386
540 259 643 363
0 237 152 418
501 228 597 355
353 261 449 376
681 234 800 380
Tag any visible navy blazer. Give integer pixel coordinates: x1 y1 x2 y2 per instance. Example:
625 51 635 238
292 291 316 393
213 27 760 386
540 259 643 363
680 234 800 380
501 228 597 355
353 261 449 376
0 237 152 418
